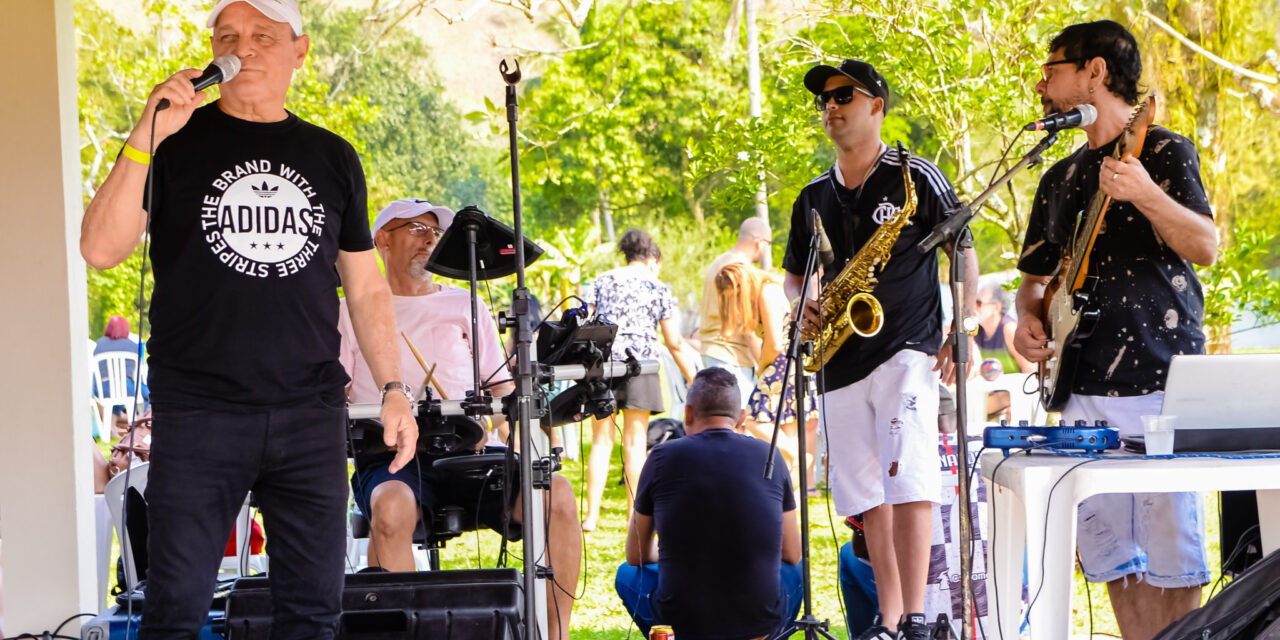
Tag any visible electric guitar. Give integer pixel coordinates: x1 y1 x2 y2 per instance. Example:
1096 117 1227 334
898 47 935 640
1038 94 1157 411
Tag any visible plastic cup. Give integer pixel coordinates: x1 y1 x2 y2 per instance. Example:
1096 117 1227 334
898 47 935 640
1140 414 1176 456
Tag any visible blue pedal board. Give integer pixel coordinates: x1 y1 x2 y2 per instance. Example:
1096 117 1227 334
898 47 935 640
983 420 1120 456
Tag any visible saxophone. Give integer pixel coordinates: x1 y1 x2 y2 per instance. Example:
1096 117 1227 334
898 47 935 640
802 143 918 373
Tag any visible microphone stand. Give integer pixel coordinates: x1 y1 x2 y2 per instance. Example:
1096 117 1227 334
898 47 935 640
765 220 837 640
915 131 1058 640
498 58 548 640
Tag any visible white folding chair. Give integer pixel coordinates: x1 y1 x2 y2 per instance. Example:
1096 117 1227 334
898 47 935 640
91 351 144 428
104 463 265 593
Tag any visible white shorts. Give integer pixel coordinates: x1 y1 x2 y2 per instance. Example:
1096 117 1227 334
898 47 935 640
1064 393 1211 587
822 350 942 516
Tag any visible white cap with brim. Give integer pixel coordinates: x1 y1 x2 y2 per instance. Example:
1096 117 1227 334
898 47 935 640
372 199 457 235
207 0 303 37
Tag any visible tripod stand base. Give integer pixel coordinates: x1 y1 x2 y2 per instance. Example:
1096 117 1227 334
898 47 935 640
775 614 840 640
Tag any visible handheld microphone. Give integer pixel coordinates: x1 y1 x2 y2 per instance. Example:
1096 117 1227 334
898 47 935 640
156 55 241 111
1023 104 1097 132
810 208 836 266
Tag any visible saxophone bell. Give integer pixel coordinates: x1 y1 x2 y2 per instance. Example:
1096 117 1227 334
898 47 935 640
847 292 884 338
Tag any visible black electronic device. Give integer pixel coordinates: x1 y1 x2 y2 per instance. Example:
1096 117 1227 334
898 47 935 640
347 412 485 460
425 206 544 281
220 569 523 639
535 305 614 368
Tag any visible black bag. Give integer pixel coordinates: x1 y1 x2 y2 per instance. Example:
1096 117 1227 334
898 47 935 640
1153 546 1280 640
647 418 685 451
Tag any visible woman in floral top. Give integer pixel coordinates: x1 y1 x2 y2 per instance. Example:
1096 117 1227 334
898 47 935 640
582 229 696 531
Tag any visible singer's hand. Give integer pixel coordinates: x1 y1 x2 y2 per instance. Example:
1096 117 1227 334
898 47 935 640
381 393 418 474
1098 156 1158 207
129 68 208 151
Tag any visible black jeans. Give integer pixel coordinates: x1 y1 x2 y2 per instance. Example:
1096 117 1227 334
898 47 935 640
138 401 349 640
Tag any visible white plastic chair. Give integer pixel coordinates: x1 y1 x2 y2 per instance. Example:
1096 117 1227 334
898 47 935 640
103 461 150 591
104 463 264 592
91 351 144 427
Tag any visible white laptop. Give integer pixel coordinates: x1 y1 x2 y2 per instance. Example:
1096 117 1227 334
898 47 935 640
1161 353 1280 452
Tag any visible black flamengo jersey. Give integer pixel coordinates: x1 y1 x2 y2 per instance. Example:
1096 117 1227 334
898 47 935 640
1018 126 1212 397
783 146 962 392
145 103 374 409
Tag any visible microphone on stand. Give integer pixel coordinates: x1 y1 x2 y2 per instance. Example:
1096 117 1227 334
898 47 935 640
1024 104 1097 131
810 208 835 267
156 55 241 111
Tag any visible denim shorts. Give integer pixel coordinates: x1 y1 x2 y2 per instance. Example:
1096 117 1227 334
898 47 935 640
1064 393 1211 587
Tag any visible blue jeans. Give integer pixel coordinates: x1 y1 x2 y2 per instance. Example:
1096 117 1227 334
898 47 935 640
838 542 879 635
615 562 803 637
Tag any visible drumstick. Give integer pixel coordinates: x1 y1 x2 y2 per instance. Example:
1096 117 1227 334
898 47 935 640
401 331 448 400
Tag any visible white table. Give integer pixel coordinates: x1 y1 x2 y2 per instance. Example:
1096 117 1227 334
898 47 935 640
981 449 1280 640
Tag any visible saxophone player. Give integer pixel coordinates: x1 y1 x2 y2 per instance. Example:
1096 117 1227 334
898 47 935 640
782 59 979 640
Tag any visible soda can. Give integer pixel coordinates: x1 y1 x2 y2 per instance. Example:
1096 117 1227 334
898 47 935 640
650 624 674 640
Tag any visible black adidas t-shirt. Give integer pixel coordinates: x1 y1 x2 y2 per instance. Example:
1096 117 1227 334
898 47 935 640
145 103 373 409
783 146 962 392
1018 126 1212 397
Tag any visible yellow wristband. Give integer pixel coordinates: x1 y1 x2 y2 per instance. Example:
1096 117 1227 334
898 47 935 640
122 142 150 165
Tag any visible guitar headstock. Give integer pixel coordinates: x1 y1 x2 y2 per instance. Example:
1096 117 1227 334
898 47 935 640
1114 92 1157 160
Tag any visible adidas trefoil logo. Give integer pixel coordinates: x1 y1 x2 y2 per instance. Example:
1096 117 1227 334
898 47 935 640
251 181 279 198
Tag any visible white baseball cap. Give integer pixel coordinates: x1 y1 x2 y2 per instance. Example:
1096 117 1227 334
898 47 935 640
372 199 456 235
207 0 304 37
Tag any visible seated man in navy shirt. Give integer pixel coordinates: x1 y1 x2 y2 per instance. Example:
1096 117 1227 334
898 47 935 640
616 367 802 639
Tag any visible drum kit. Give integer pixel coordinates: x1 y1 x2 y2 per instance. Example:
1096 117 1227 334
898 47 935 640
329 59 657 640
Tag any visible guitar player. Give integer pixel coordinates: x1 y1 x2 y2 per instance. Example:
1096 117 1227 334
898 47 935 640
1012 20 1218 640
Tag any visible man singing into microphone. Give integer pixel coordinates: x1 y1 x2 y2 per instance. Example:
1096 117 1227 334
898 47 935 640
1013 21 1217 638
80 1 416 637
784 59 978 640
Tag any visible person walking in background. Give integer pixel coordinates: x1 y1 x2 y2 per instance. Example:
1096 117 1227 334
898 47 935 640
715 262 820 497
698 217 772 407
582 229 697 532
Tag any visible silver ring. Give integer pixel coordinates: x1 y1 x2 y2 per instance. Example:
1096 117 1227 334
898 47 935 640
1112 172 1119 181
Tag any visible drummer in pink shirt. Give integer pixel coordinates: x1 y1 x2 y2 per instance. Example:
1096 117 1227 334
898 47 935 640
336 199 581 640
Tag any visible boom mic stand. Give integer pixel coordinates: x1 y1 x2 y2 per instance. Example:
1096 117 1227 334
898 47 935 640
915 131 1059 640
765 214 837 640
498 58 548 640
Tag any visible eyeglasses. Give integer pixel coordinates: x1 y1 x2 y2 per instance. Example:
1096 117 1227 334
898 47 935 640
385 220 445 240
814 84 876 111
1040 57 1084 81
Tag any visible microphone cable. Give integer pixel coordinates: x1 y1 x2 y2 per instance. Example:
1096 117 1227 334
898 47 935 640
121 103 160 640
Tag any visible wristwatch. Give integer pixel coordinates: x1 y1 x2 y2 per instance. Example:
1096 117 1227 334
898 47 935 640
380 381 413 405
961 316 980 336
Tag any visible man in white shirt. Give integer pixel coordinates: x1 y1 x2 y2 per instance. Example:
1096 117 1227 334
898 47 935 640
337 199 581 640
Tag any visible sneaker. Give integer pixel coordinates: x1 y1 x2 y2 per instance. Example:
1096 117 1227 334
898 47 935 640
853 615 896 640
896 613 930 640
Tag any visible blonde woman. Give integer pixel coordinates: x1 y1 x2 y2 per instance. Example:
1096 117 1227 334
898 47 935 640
715 262 820 494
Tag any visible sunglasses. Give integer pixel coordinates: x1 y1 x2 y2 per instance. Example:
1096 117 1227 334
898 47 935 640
385 220 445 240
814 84 876 111
1040 57 1085 81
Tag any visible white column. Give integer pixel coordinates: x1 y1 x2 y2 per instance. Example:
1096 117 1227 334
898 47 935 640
0 0 99 632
